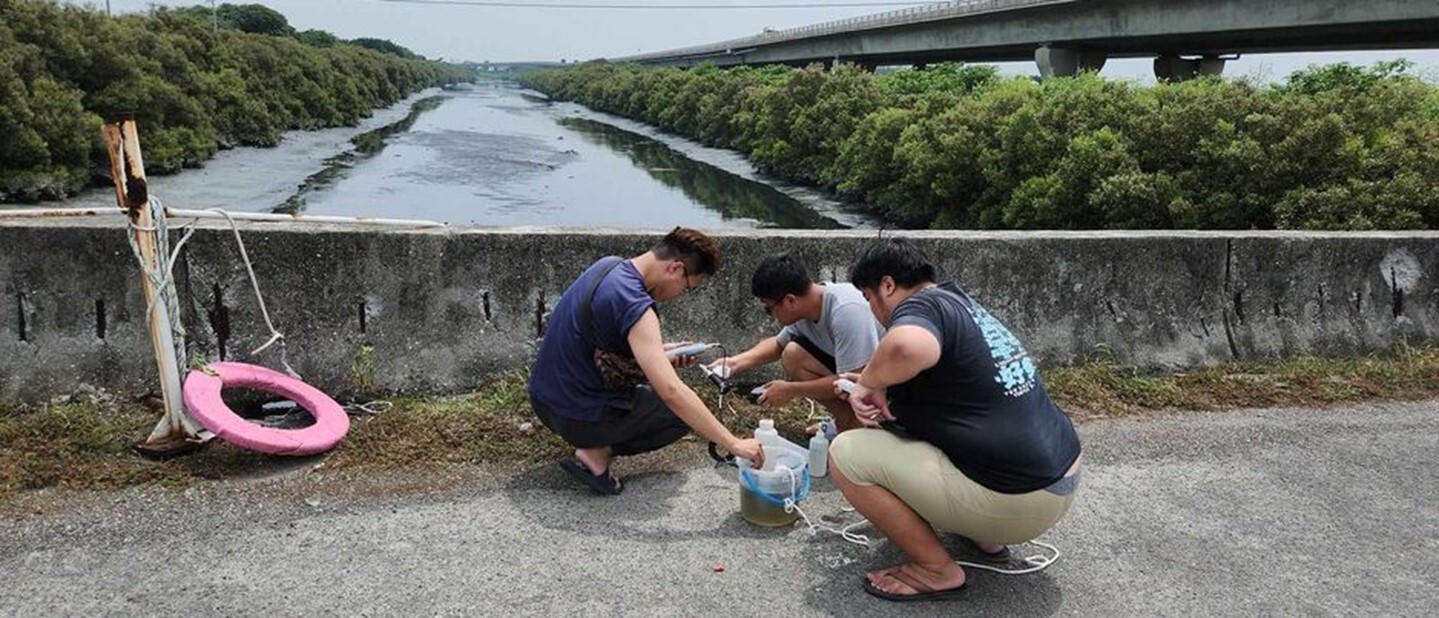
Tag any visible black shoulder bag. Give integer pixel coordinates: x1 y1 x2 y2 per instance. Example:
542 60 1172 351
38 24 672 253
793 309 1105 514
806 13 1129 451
578 257 648 392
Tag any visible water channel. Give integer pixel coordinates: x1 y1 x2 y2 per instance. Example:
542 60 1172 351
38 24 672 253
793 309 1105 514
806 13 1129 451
48 81 872 230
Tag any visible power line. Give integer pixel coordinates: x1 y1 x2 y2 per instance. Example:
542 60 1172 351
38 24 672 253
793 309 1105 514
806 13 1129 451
378 0 940 9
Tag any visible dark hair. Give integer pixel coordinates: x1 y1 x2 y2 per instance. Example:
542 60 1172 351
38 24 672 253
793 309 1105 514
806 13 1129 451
651 227 720 276
848 237 936 290
750 252 812 301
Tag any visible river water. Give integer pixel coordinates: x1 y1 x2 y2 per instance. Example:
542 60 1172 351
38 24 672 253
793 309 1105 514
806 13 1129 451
47 81 871 229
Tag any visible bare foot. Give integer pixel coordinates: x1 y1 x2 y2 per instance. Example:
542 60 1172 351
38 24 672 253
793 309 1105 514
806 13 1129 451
869 563 967 597
865 565 902 585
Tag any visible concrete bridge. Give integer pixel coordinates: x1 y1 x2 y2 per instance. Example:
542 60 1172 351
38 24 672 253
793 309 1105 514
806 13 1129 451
467 61 567 73
612 0 1439 80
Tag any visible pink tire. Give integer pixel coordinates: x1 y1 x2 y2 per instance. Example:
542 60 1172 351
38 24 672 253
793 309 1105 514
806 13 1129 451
183 361 350 456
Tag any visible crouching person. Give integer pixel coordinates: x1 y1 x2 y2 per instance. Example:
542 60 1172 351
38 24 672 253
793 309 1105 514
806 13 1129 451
708 251 882 434
527 227 763 495
831 238 1083 602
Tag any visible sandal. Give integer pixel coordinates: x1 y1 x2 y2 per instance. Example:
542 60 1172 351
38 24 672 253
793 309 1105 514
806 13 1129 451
559 458 623 495
958 535 1011 563
862 568 968 602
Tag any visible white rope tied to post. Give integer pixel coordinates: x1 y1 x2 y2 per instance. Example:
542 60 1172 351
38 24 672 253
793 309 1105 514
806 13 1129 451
125 196 192 369
151 203 394 417
208 208 299 379
130 201 297 378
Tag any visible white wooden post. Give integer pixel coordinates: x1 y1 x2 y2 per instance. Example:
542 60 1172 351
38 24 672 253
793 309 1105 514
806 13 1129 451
103 119 208 455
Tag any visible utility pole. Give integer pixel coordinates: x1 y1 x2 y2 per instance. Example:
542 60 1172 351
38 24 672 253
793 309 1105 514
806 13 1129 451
106 0 111 16
211 0 218 34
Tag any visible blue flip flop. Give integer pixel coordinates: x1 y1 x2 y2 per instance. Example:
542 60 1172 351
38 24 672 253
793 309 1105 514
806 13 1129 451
559 458 623 495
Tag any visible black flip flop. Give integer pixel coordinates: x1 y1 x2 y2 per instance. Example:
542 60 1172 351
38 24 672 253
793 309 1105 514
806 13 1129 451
862 577 968 602
559 458 623 495
958 535 1012 563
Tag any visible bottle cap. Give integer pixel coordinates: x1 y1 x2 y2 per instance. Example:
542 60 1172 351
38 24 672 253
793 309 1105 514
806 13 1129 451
759 419 774 430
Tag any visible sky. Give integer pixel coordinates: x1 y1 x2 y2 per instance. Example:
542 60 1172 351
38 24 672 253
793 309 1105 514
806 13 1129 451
84 0 1439 82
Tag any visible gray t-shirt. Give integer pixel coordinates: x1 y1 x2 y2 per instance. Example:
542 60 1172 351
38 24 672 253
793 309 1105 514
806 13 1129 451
776 283 883 373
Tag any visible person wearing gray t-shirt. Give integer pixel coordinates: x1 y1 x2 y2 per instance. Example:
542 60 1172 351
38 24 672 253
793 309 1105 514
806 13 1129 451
709 252 883 434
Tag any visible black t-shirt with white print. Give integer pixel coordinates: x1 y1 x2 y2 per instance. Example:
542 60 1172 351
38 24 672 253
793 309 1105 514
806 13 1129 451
886 283 1081 494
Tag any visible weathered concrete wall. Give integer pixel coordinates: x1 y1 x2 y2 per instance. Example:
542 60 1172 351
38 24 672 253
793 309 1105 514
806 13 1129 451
1 222 1436 401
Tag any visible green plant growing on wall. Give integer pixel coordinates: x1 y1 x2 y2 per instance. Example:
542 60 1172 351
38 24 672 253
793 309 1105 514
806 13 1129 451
351 344 377 393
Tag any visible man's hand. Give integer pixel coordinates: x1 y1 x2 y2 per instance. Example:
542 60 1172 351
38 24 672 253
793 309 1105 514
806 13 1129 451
663 341 699 368
757 380 796 407
837 374 894 428
833 372 862 400
707 356 744 378
729 437 765 469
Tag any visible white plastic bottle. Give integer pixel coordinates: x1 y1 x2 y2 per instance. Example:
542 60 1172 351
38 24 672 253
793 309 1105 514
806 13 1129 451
754 419 781 471
808 432 829 478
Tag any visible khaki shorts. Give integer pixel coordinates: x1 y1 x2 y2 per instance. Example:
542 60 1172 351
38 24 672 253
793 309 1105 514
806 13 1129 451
829 428 1079 545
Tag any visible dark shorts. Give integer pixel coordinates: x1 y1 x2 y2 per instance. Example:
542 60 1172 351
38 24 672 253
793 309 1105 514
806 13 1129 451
790 335 838 373
531 385 690 456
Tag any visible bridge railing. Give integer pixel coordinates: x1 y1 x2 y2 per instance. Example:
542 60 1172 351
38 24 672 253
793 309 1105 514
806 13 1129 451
620 0 1067 63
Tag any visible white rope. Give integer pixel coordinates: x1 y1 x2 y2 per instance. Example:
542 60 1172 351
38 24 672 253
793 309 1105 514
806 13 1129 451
129 200 389 431
781 465 872 546
208 208 298 379
784 465 1063 574
956 541 1060 575
125 196 189 367
343 400 394 415
788 498 874 546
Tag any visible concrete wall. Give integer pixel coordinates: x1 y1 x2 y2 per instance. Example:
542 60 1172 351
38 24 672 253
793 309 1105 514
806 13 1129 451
1 221 1436 401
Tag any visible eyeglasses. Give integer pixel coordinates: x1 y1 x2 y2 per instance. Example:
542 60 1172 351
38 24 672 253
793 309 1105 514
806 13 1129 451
678 261 696 294
761 298 781 316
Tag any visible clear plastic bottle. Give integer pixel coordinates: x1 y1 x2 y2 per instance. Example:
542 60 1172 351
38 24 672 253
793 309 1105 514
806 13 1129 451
808 432 829 478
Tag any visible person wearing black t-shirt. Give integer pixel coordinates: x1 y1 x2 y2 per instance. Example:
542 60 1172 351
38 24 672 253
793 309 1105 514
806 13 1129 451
830 238 1083 603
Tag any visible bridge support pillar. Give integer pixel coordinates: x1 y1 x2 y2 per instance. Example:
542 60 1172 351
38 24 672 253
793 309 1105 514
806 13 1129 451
1035 46 1107 79
1154 55 1227 81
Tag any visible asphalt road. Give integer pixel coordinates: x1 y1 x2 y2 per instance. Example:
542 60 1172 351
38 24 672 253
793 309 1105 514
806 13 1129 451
2 400 1435 616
